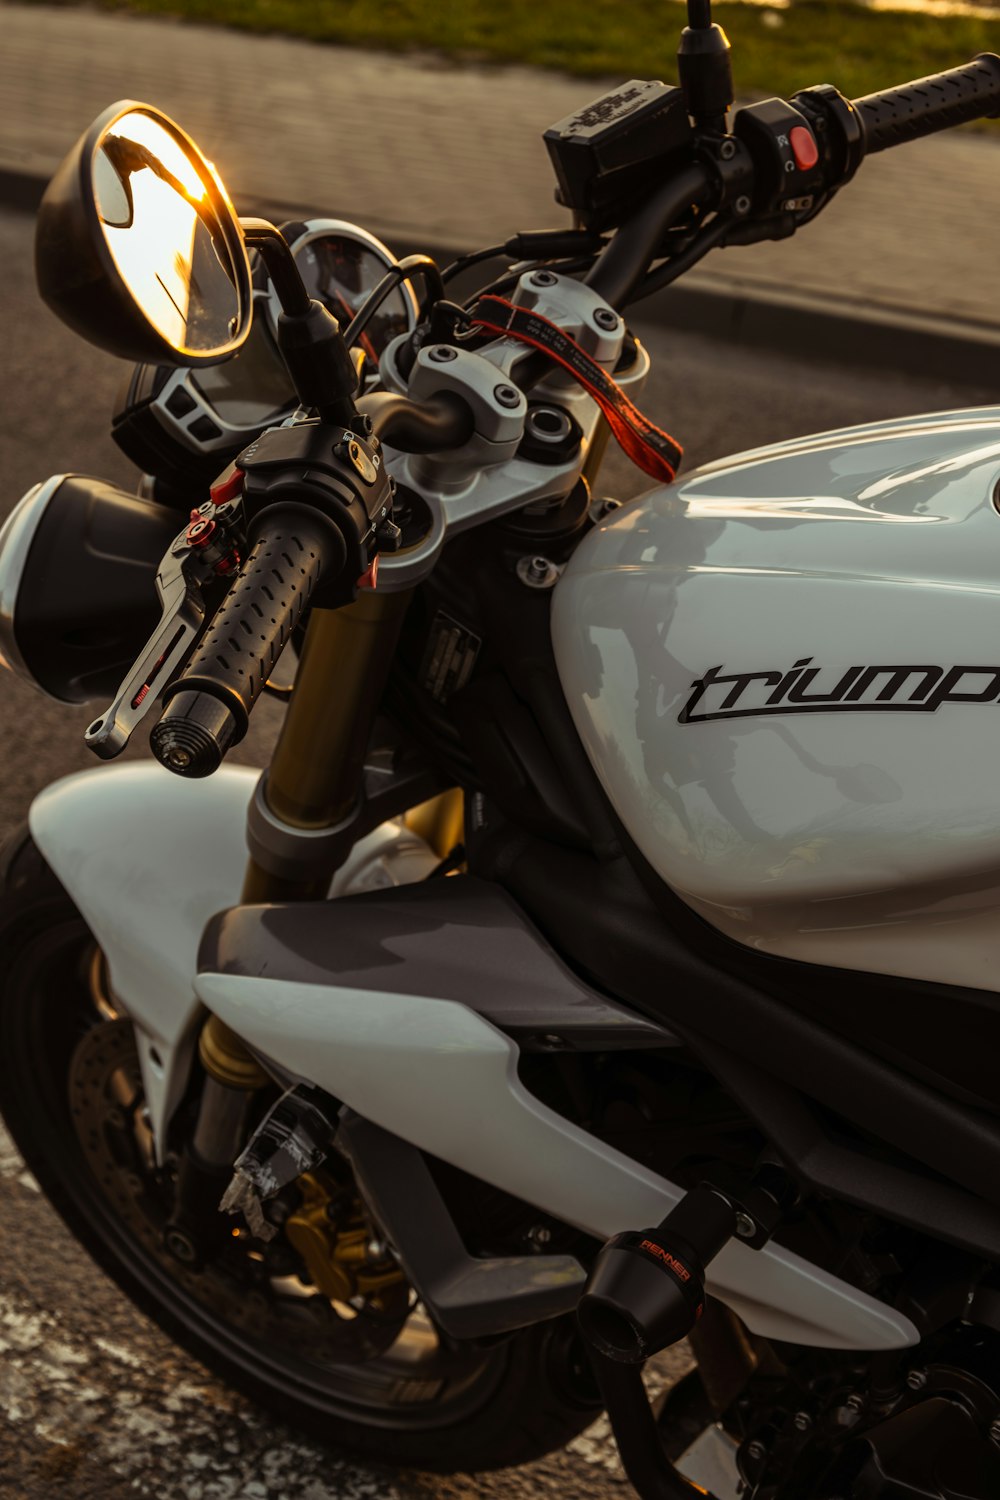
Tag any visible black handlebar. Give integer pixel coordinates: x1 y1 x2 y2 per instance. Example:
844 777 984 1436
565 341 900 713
360 390 475 451
853 52 1000 154
585 163 714 309
150 505 343 777
586 52 1000 313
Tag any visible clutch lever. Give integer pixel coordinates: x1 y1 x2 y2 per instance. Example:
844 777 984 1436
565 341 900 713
84 496 245 760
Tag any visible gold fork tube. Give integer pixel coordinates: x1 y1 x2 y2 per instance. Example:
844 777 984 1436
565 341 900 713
241 588 412 904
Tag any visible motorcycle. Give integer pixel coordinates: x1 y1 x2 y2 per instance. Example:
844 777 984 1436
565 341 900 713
3 5 1000 1495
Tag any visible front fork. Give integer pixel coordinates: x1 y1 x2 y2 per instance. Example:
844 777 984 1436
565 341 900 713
173 582 453 1249
242 586 414 902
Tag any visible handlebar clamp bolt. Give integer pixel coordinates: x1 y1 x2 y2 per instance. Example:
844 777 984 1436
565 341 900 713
720 138 737 160
494 384 523 410
428 345 458 363
593 308 620 331
529 270 559 288
735 195 751 215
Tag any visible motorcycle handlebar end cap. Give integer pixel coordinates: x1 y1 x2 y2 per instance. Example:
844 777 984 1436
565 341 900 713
150 689 240 778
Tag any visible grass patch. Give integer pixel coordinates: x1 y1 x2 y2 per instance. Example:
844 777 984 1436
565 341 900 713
37 0 1000 119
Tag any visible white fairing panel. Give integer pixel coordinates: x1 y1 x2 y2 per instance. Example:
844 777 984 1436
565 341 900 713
28 763 438 1145
196 969 917 1351
552 407 1000 987
26 764 919 1351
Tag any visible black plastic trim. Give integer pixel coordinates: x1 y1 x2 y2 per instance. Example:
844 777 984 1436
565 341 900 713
197 876 676 1053
337 1110 585 1337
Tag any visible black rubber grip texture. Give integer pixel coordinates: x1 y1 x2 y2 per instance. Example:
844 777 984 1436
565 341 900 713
165 509 341 734
853 54 1000 154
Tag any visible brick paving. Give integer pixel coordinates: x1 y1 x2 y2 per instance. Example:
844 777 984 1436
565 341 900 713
1 2 998 334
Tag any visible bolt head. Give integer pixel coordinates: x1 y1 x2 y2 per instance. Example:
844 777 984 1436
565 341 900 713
989 1416 1000 1444
906 1368 927 1390
530 269 558 287
735 1211 756 1239
792 1411 812 1432
164 1229 198 1263
517 555 560 590
720 138 737 160
594 307 619 331
746 1440 766 1462
735 195 752 216
494 383 522 409
428 344 458 362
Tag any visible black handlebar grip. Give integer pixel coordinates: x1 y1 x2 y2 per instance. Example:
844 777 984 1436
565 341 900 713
853 53 1000 154
150 506 345 777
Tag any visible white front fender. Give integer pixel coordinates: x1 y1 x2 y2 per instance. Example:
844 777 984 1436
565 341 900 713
30 763 260 1152
28 762 436 1154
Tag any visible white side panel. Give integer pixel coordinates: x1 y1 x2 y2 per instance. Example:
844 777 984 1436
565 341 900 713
28 763 438 1147
195 969 918 1352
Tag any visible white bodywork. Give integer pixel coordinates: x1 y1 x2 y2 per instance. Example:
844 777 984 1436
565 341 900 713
196 967 915 1350
553 407 1000 987
28 764 439 1148
29 761 917 1351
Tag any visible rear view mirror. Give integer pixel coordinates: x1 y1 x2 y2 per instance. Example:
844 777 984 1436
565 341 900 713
35 101 253 366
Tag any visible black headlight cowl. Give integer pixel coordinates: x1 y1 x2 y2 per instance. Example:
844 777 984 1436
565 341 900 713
0 474 179 705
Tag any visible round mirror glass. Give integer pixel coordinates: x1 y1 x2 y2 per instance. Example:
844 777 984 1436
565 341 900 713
93 110 247 357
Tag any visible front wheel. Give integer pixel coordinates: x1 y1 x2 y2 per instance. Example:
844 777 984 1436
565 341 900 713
0 827 601 1472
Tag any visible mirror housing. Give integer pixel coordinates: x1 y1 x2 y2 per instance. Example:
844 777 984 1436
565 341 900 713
35 100 253 367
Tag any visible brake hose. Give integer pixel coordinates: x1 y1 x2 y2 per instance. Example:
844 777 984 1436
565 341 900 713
627 213 734 306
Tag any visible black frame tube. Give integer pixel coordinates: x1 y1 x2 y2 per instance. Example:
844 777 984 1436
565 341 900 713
591 1352 721 1500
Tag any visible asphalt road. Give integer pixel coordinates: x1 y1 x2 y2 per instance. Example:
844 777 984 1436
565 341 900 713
0 200 998 1499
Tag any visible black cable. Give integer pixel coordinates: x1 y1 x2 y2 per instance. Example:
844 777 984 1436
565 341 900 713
342 254 445 350
466 251 601 307
442 244 508 285
443 231 606 289
625 214 734 306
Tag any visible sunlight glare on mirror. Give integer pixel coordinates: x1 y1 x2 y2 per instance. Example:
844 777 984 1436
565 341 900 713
94 111 242 354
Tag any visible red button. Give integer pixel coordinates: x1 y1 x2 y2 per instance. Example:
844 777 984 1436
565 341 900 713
789 126 819 171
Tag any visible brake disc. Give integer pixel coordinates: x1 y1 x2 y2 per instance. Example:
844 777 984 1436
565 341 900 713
68 1017 410 1364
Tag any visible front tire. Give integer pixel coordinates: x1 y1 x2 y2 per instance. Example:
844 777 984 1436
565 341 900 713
0 826 601 1472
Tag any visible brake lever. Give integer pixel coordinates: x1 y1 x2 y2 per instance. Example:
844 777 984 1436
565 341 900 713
84 498 244 760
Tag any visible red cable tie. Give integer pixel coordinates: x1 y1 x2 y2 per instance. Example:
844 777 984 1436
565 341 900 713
470 295 683 483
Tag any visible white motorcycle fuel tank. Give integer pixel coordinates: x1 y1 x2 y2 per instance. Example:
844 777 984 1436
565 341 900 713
553 407 1000 995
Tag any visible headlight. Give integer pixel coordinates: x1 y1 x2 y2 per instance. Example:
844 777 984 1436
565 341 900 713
0 474 178 704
